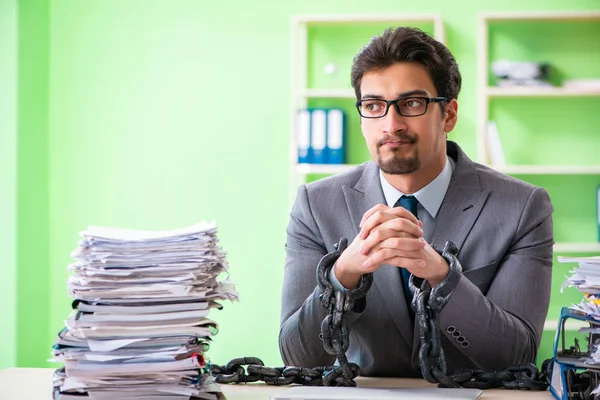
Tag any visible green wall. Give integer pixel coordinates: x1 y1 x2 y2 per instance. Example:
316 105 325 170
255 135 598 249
0 0 17 369
17 0 50 367
6 0 600 371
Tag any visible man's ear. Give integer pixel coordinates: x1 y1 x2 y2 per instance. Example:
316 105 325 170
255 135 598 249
443 99 458 133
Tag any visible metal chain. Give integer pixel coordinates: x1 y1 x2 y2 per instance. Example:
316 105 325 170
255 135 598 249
213 239 553 391
315 237 373 386
210 357 338 386
211 238 371 387
410 241 550 391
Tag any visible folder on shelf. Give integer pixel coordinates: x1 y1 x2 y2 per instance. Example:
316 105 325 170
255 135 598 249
310 109 327 164
326 109 345 164
297 109 311 164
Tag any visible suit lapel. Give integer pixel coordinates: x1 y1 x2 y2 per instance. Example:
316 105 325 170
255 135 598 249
427 142 491 255
342 162 415 348
411 141 491 359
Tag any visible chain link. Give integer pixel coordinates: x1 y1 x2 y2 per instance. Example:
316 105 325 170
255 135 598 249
210 357 338 385
410 241 550 391
315 237 373 386
213 239 551 391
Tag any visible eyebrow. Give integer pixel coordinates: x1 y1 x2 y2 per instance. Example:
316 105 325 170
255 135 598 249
361 89 430 100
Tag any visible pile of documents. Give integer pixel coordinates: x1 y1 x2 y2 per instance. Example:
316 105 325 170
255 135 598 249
51 221 238 400
560 256 600 316
559 256 600 368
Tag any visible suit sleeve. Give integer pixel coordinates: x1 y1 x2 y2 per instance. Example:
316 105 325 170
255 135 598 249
279 184 362 367
438 187 554 370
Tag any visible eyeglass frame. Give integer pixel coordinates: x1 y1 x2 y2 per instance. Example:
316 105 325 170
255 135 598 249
354 96 449 119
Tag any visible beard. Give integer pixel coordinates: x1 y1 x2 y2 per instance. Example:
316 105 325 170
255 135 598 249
376 133 420 175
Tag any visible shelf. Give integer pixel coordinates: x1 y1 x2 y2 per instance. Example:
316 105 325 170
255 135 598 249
544 319 588 331
481 11 600 22
488 165 600 175
293 13 444 25
300 164 600 176
554 243 600 254
302 86 600 99
301 88 355 99
486 86 600 98
297 163 357 175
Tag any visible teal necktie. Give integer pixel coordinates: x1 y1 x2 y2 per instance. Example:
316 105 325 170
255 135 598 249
394 195 419 316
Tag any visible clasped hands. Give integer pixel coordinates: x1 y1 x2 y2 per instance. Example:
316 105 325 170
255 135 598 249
334 204 449 290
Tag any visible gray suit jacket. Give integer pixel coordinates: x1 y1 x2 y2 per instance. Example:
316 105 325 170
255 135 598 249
279 141 554 377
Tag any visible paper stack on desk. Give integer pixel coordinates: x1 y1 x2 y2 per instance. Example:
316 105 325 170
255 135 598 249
560 256 600 313
51 221 238 400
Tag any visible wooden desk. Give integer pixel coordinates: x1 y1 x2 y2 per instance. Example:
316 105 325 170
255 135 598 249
0 368 554 399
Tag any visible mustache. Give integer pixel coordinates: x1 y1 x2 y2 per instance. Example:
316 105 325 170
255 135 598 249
377 133 417 147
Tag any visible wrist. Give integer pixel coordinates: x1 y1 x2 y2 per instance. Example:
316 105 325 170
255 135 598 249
427 252 451 287
427 274 445 287
334 260 361 289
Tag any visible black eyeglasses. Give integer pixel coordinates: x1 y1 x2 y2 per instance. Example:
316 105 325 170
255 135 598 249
355 96 448 118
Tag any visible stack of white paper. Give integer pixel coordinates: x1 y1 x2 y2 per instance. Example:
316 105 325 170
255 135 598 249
558 256 600 372
559 256 600 311
51 221 238 400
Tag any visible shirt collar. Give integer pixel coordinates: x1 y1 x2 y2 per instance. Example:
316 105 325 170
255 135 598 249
378 156 455 218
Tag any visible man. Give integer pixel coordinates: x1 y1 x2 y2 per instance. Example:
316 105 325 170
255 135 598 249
279 26 554 377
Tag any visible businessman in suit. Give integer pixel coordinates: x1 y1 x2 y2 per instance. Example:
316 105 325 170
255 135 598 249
279 26 554 377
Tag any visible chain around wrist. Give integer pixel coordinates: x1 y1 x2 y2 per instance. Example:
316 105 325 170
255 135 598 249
428 241 462 312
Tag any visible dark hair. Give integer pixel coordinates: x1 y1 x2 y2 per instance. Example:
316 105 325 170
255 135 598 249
351 27 462 105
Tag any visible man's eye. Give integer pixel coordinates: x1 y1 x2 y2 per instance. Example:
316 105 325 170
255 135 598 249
364 101 383 111
403 99 425 108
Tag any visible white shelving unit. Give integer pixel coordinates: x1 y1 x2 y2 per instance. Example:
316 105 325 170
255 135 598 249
476 10 600 263
296 163 357 175
476 11 600 171
486 86 600 98
299 163 600 176
554 243 600 254
477 12 600 335
289 14 445 202
495 165 600 175
300 88 355 98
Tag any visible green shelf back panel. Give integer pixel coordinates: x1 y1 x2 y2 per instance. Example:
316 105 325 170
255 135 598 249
307 22 435 90
511 175 600 243
488 20 600 87
490 97 600 166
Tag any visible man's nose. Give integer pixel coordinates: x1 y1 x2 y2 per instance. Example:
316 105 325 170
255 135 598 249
382 104 408 133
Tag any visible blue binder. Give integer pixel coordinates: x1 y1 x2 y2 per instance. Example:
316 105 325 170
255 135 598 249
326 109 345 164
310 109 327 164
297 109 311 164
